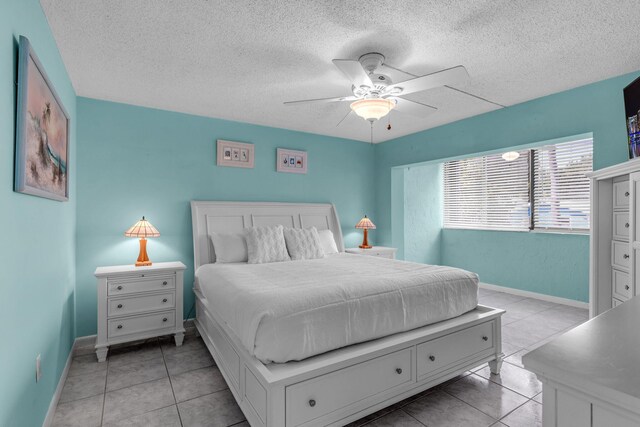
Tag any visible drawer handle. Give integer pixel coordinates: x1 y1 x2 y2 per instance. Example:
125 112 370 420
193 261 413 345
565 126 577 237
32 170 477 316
163 281 168 286
117 304 123 309
482 336 488 341
625 285 630 290
395 368 403 375
625 191 630 197
117 325 123 329
162 298 168 303
626 223 630 228
117 285 123 291
308 399 316 407
624 254 630 259
162 318 168 322
429 355 435 362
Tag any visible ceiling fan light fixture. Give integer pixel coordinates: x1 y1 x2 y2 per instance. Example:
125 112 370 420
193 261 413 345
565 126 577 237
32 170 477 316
350 98 396 121
502 151 520 161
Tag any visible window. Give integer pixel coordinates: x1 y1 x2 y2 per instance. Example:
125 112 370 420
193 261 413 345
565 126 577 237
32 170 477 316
443 138 593 232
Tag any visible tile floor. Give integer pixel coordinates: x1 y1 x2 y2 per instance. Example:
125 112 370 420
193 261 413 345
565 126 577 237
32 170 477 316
52 288 588 427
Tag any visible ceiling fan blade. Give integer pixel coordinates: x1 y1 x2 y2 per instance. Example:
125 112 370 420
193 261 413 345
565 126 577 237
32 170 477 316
332 59 373 88
391 97 437 118
387 66 469 96
284 95 358 105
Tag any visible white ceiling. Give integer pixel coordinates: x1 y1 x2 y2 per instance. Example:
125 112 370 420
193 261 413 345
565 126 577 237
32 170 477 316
41 0 640 143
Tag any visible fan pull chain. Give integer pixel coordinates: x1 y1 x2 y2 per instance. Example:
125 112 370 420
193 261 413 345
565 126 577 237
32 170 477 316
370 121 374 144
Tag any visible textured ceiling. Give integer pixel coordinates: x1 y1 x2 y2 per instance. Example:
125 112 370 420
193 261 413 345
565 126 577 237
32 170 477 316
41 0 640 143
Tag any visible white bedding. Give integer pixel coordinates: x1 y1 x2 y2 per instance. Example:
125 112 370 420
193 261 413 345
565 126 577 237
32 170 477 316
195 253 478 363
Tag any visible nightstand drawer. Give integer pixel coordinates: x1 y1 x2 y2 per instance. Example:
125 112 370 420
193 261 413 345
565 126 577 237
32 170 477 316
370 250 394 259
108 310 175 338
108 276 175 296
108 292 175 317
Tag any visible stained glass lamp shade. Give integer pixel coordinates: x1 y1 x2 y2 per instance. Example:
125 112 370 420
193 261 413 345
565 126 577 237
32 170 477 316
355 215 376 249
124 216 160 266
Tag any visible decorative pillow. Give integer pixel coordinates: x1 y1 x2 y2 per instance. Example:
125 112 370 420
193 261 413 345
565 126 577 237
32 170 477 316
210 233 248 263
283 227 325 260
244 225 291 264
317 229 339 255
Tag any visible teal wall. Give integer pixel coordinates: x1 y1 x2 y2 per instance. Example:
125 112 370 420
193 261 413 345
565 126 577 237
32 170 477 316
75 98 375 337
377 72 640 302
403 164 443 265
0 1 77 426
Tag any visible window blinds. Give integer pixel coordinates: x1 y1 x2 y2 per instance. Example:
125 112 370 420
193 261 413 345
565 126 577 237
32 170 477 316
443 150 530 231
532 138 593 230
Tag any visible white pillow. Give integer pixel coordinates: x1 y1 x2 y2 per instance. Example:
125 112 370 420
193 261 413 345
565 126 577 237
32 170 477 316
210 233 248 263
317 229 339 255
283 227 325 260
244 225 291 264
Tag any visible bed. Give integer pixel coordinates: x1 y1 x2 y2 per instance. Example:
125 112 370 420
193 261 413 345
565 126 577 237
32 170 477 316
191 201 504 427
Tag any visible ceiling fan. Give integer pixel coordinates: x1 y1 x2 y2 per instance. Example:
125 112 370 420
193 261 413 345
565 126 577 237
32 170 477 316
284 52 470 126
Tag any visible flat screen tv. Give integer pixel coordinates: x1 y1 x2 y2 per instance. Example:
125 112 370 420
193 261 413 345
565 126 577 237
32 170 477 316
624 76 640 159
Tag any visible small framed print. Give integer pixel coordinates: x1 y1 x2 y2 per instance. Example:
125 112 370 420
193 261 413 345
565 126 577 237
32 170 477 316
277 148 307 174
217 140 254 168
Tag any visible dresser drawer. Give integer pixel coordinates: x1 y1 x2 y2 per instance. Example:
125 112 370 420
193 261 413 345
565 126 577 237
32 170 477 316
108 292 175 317
286 348 412 426
613 212 630 241
611 241 630 270
108 310 175 338
612 269 632 300
417 321 494 379
613 181 630 209
108 276 175 296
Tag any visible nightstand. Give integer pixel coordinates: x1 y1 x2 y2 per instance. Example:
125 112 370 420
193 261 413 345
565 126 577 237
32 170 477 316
345 246 397 259
94 261 186 362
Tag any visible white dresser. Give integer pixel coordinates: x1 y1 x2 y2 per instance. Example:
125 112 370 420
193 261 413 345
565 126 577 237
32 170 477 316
345 246 397 259
588 159 640 317
522 296 640 427
94 261 186 362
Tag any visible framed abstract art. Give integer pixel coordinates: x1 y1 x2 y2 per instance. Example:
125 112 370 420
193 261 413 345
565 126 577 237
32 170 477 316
15 36 70 201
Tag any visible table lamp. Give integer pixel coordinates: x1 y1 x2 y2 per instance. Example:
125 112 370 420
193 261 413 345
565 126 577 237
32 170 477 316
355 215 376 249
124 216 160 266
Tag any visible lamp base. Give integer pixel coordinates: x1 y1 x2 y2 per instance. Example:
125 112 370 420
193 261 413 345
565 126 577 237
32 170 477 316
134 238 152 267
359 228 372 249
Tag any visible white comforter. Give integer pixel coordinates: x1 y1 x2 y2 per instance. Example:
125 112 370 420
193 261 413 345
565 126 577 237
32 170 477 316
195 254 478 363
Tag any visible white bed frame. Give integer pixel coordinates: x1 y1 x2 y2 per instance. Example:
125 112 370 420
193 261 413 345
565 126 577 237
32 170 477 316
191 201 504 427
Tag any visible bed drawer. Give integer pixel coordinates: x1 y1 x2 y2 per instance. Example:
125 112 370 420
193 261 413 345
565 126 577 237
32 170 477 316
286 347 412 426
613 212 630 241
611 241 630 271
108 292 175 317
417 321 494 379
612 269 632 301
108 276 175 296
613 181 630 210
108 310 175 338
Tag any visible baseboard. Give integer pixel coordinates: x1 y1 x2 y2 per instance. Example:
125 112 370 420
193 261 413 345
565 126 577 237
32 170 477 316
42 340 74 427
479 282 589 309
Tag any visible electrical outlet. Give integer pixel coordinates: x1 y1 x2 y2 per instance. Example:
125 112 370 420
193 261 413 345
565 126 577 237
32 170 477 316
36 354 42 383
